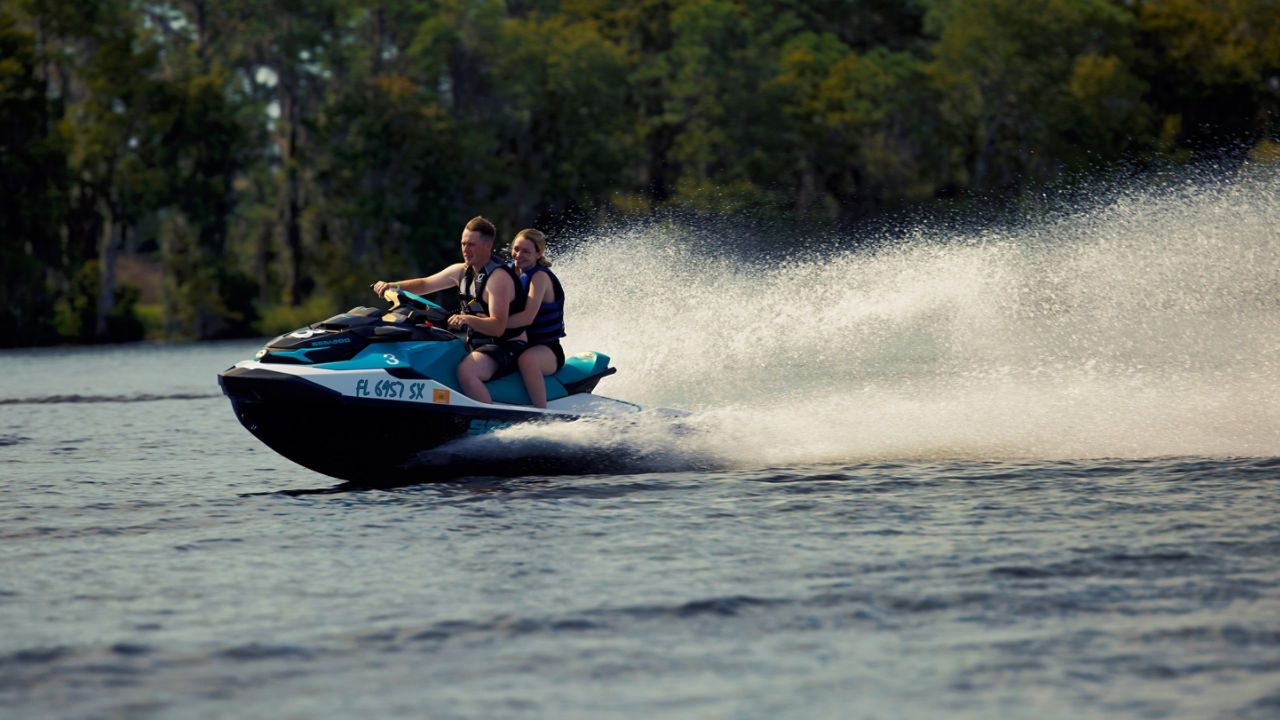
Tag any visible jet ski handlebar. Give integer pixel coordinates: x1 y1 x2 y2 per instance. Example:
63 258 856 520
381 288 455 329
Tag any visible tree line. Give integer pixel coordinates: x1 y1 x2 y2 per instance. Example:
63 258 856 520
2 0 1277 346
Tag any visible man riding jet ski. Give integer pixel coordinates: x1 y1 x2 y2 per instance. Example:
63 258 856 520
371 216 529 406
218 218 637 483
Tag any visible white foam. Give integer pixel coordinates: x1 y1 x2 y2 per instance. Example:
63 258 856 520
529 167 1280 465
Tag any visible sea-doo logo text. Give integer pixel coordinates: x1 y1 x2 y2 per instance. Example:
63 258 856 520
468 419 513 435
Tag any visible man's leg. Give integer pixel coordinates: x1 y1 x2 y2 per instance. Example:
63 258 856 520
457 351 497 403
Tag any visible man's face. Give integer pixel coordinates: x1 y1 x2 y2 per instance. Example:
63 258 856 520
460 230 491 266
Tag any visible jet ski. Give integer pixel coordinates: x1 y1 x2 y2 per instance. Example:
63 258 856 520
218 289 639 482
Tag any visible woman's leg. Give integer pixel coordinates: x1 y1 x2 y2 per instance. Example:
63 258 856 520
518 345 558 408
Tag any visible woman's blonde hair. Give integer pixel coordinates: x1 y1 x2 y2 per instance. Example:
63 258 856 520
513 228 551 267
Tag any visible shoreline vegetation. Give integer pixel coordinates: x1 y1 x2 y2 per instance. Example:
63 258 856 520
2 0 1278 348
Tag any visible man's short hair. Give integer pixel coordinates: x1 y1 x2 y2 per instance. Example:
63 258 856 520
464 216 496 242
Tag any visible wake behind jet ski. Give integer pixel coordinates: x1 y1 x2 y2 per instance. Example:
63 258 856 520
218 289 639 483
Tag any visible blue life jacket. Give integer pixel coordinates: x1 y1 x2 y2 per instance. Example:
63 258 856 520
518 264 566 345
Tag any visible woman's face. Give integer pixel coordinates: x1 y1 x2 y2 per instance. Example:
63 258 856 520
510 236 540 270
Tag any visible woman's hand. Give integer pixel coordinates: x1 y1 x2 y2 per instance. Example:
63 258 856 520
371 280 395 297
447 314 470 331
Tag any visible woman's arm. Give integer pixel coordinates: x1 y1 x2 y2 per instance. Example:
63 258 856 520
505 272 552 329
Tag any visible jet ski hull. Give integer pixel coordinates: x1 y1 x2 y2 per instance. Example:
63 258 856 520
219 364 573 483
217 292 638 483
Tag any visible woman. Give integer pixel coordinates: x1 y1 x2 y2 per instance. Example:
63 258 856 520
505 229 565 408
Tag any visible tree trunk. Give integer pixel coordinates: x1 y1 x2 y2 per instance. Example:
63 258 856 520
972 109 1003 192
95 204 122 340
645 123 677 203
277 79 304 305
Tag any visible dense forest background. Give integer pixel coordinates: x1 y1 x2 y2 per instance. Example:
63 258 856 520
2 0 1278 346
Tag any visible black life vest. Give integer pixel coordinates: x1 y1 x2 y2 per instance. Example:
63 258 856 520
460 258 527 342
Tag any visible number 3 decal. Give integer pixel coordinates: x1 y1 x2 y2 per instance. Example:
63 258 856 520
383 354 400 365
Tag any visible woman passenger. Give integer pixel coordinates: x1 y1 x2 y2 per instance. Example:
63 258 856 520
505 229 565 408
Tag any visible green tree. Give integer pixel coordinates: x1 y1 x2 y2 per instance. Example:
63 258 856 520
774 31 939 216
4 0 1278 349
1134 0 1280 152
662 0 778 210
0 9 66 345
61 0 170 340
312 71 462 300
927 0 1147 191
588 0 688 206
489 11 635 226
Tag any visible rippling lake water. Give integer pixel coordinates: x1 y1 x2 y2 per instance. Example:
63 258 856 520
4 170 1280 718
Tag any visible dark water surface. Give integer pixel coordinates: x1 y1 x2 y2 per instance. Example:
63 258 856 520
5 172 1280 718
2 342 1279 719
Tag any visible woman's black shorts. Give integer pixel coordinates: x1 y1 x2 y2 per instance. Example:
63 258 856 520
535 340 565 371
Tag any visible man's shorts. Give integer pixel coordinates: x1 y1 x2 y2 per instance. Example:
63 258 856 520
473 339 527 380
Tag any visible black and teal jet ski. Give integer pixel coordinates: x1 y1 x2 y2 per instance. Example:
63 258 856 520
217 289 638 482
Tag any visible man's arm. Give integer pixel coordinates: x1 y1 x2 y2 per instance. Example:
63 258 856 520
372 263 464 298
450 270 515 337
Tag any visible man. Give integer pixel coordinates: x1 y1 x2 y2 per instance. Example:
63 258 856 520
371 216 526 403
